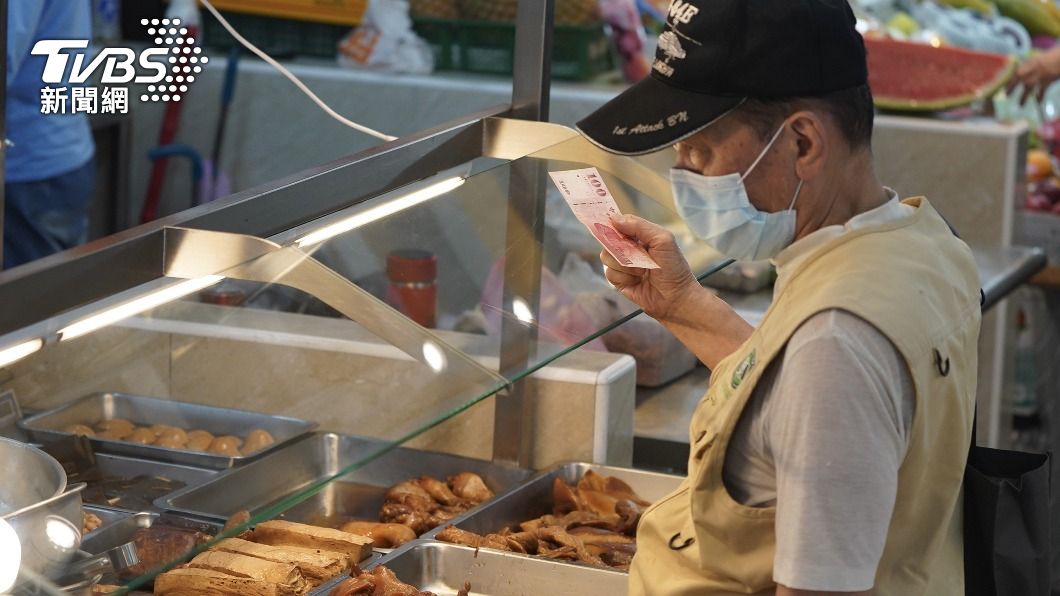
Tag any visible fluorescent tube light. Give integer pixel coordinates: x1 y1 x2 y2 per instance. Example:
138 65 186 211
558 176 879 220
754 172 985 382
59 275 224 342
0 338 44 368
295 177 465 248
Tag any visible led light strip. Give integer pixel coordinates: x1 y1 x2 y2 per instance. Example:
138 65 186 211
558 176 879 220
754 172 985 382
295 177 466 248
59 275 224 342
0 338 44 368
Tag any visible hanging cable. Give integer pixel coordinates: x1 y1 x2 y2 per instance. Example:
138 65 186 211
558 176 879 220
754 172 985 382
198 0 398 142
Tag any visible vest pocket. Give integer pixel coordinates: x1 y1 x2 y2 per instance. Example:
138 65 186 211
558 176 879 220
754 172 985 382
638 484 691 544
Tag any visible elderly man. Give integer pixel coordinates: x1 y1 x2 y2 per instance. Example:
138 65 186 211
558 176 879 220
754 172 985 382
577 1 981 594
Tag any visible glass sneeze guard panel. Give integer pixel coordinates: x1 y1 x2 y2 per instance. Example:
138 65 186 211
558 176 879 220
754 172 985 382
296 133 733 386
1 234 509 593
0 123 734 594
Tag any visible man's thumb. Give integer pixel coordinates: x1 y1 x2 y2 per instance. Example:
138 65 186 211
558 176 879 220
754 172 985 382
610 214 643 239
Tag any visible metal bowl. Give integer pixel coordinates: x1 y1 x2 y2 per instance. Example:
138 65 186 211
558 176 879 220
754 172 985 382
0 437 67 516
0 437 84 587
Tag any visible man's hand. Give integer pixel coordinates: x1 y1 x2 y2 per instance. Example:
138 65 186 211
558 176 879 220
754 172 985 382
600 214 699 321
599 214 753 369
1010 47 1060 104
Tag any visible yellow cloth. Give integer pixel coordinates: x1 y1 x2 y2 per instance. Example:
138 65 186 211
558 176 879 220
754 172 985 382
630 198 980 595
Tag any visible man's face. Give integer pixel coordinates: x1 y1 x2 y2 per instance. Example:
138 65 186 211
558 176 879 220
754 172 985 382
673 113 800 214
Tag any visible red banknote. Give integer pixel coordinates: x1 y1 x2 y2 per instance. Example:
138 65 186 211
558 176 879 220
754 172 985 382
549 167 660 269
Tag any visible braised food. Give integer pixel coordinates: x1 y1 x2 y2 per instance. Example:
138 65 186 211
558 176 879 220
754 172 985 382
329 565 438 596
252 520 372 563
338 521 416 549
376 473 494 535
436 470 649 570
128 525 214 577
68 418 276 456
82 511 102 534
242 429 275 454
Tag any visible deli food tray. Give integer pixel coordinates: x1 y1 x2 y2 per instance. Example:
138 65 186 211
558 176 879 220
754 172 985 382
421 462 683 565
80 510 223 556
84 454 218 511
313 541 630 596
156 432 533 528
79 510 384 588
82 505 132 536
19 393 317 469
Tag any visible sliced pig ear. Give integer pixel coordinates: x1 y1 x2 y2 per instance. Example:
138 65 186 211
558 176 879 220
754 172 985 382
603 475 638 497
553 477 581 514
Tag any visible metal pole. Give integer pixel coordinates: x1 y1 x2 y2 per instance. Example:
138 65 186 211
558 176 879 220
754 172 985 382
492 159 548 467
0 0 8 268
492 0 554 467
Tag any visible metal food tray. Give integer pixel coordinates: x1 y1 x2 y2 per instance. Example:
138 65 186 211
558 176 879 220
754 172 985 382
313 541 630 596
84 454 218 512
80 510 380 588
82 505 133 538
19 393 317 469
156 432 533 529
80 511 223 557
421 462 683 564
96 453 219 487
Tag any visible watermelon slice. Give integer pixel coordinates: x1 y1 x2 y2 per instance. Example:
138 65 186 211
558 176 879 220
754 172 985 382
865 37 1015 112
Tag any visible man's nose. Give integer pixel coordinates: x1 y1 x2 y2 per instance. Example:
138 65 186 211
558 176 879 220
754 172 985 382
673 143 692 170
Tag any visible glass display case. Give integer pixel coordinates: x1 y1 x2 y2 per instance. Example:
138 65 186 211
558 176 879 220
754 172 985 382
0 118 734 594
0 4 731 593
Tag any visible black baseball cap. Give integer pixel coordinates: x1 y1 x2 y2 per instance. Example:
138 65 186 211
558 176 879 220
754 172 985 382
576 0 868 155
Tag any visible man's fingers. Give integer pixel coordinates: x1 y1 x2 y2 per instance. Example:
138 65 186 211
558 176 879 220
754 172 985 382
1020 82 1034 106
600 250 641 277
610 214 673 249
604 266 642 288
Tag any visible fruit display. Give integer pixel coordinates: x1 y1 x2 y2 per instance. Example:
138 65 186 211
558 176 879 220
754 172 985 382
991 0 1060 37
938 0 996 15
409 0 459 19
455 0 599 24
865 37 1015 111
1025 149 1060 214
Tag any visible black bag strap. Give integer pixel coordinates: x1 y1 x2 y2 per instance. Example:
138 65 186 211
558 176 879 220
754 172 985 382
970 283 983 455
970 405 977 455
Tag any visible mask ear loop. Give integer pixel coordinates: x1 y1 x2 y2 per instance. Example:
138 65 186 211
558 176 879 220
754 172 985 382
740 123 788 182
788 179 804 210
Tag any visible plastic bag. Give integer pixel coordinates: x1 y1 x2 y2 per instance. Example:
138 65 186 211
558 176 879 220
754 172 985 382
598 0 650 82
479 257 608 352
338 0 434 74
558 255 698 387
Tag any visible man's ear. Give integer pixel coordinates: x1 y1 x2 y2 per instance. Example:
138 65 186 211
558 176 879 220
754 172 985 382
788 110 827 181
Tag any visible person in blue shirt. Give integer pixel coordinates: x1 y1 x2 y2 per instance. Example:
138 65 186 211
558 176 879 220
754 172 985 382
5 0 95 269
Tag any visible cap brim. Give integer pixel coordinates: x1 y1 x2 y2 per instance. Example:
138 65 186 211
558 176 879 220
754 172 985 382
575 75 745 156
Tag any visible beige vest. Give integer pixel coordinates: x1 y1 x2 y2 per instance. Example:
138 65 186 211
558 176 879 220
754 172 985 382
630 198 981 596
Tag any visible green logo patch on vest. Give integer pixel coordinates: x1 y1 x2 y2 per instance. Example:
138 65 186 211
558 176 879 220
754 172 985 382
731 350 757 390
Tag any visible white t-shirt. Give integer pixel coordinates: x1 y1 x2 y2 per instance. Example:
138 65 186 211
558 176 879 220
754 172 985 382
721 194 917 592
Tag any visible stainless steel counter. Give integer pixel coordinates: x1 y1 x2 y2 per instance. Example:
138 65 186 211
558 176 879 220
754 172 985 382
633 245 1047 473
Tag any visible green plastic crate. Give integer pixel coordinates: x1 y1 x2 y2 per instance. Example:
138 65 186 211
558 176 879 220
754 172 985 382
411 18 461 71
203 11 349 58
413 18 615 81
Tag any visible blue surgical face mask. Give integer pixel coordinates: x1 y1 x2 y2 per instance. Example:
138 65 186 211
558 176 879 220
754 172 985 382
671 123 804 262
